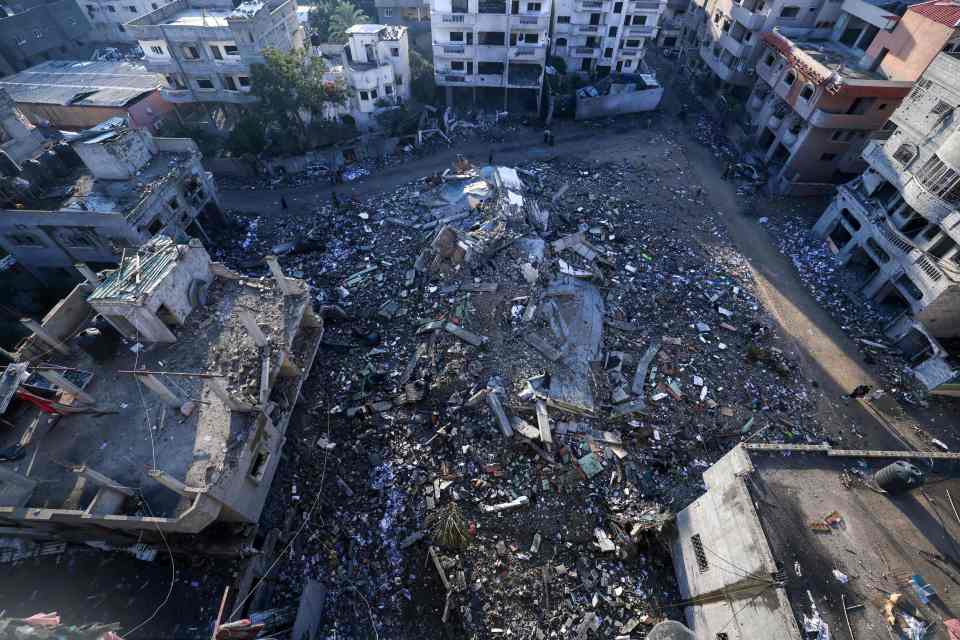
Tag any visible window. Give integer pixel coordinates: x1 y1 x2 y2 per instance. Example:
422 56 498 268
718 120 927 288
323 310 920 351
557 15 570 22
182 45 200 59
152 2 158 8
360 90 369 100
148 45 163 55
86 3 94 9
524 33 539 43
224 44 239 56
249 449 270 480
450 31 464 41
238 76 250 87
784 70 796 86
633 14 647 25
625 39 640 47
917 155 960 204
839 208 861 231
382 6 393 16
779 6 799 17
764 53 776 66
556 37 567 46
608 26 617 37
821 152 837 161
893 143 915 163
391 47 399 57
623 59 632 68
168 197 180 210
799 85 814 100
385 84 393 95
878 103 888 111
371 88 378 99
210 45 223 60
527 2 541 9
195 77 214 89
223 76 237 91
396 75 402 85
931 100 953 116
691 535 709 573
451 60 465 70
613 1 622 11
6 233 42 247
118 24 126 32
604 46 612 57
127 4 136 11
107 4 116 11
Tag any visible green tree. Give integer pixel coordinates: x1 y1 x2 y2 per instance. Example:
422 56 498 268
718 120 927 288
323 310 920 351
307 0 335 42
249 47 347 152
409 49 436 104
226 112 268 156
327 1 369 43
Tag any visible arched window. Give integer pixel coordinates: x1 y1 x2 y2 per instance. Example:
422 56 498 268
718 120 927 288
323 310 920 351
784 71 796 86
799 84 814 100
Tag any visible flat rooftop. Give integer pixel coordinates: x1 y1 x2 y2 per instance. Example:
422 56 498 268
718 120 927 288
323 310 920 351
0 60 163 108
0 274 312 520
161 7 232 26
346 23 406 40
791 38 885 80
750 447 960 639
9 148 195 216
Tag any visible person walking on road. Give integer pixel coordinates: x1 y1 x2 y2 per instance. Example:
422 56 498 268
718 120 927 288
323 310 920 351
280 195 289 210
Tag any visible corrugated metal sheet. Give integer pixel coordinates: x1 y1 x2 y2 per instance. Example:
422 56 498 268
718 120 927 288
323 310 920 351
910 0 960 26
0 60 164 108
89 237 180 302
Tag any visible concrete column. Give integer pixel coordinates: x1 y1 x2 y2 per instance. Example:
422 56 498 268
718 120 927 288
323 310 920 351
37 369 95 405
237 308 267 347
148 468 191 496
20 319 70 356
264 255 294 296
0 347 16 362
207 377 253 412
75 263 100 286
135 373 182 407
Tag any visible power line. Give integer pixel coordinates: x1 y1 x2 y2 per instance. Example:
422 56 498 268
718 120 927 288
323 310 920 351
121 492 176 638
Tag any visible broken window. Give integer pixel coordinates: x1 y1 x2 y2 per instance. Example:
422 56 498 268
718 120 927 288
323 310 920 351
764 52 776 66
223 76 238 91
385 84 393 95
779 5 799 17
604 47 612 57
371 88 378 99
625 39 640 47
182 45 200 60
867 238 890 263
391 47 399 57
799 84 814 100
839 208 861 231
917 156 960 204
224 44 239 56
450 31 464 41
898 274 923 299
478 31 505 45
249 449 270 481
238 76 250 87
478 0 506 14
556 37 567 46
634 14 647 25
452 0 468 12
613 1 622 12
846 97 874 115
210 45 223 60
557 14 570 22
608 26 617 37
783 70 796 86
893 144 915 163
168 197 180 210
931 100 953 116
477 61 504 74
195 78 215 90
589 12 600 24
6 233 42 247
526 2 541 10
360 90 370 100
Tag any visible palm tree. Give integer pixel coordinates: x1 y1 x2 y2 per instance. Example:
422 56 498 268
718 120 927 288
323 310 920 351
327 1 370 43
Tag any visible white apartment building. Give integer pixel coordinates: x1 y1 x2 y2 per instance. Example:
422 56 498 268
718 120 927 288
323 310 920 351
80 0 163 43
550 0 665 75
128 0 304 113
321 24 412 130
430 0 550 108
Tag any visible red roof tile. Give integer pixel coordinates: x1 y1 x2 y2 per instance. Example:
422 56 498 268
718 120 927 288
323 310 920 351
909 0 960 27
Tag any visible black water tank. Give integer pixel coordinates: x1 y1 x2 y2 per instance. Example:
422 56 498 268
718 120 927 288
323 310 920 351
76 316 123 362
874 460 925 494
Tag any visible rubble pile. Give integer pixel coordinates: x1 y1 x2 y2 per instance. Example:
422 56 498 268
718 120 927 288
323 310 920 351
213 157 830 638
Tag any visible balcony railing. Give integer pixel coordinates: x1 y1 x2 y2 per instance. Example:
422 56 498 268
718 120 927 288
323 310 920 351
441 14 465 22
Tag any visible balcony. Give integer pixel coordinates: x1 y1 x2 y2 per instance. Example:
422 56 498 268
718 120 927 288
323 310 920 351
433 43 475 57
160 87 194 103
808 108 890 130
476 44 509 60
730 3 764 29
626 25 656 37
576 24 601 34
719 32 748 58
513 14 548 29
571 46 601 57
577 0 605 8
631 0 663 8
509 44 546 59
435 12 476 25
618 48 639 56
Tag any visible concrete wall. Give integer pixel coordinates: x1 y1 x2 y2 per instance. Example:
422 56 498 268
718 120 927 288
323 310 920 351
917 283 960 338
125 91 176 131
0 0 92 73
74 128 157 180
575 85 663 119
865 10 955 81
18 281 95 360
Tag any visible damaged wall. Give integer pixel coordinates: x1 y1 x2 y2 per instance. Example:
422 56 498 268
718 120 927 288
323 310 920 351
575 85 664 120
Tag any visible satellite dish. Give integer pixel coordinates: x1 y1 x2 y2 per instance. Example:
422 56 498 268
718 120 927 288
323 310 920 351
647 621 697 640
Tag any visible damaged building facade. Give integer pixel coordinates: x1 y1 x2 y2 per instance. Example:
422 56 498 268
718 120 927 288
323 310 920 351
0 236 323 544
813 52 960 368
128 0 305 124
321 24 412 130
0 122 222 285
549 0 666 76
430 0 550 108
743 0 960 195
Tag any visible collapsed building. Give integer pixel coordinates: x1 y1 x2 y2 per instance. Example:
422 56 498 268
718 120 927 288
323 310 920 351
813 52 960 387
0 236 323 545
673 443 960 639
0 118 222 286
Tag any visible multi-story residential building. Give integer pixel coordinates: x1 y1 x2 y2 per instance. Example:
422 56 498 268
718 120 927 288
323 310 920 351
550 0 666 75
430 0 550 109
813 52 960 344
81 0 159 43
321 24 412 129
375 0 432 48
656 0 689 49
0 119 222 285
742 0 959 195
127 0 305 119
688 0 844 94
0 0 92 75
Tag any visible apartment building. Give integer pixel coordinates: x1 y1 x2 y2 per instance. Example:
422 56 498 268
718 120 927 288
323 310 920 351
82 0 160 43
657 0 690 49
127 0 304 113
813 52 960 345
689 0 844 94
375 0 431 43
0 0 91 75
321 24 412 129
550 0 666 75
742 0 959 195
430 0 550 108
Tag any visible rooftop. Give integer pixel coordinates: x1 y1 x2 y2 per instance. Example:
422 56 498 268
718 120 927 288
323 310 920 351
161 7 232 26
791 37 885 80
676 444 960 640
0 60 164 108
910 0 960 26
0 242 317 525
346 23 406 40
